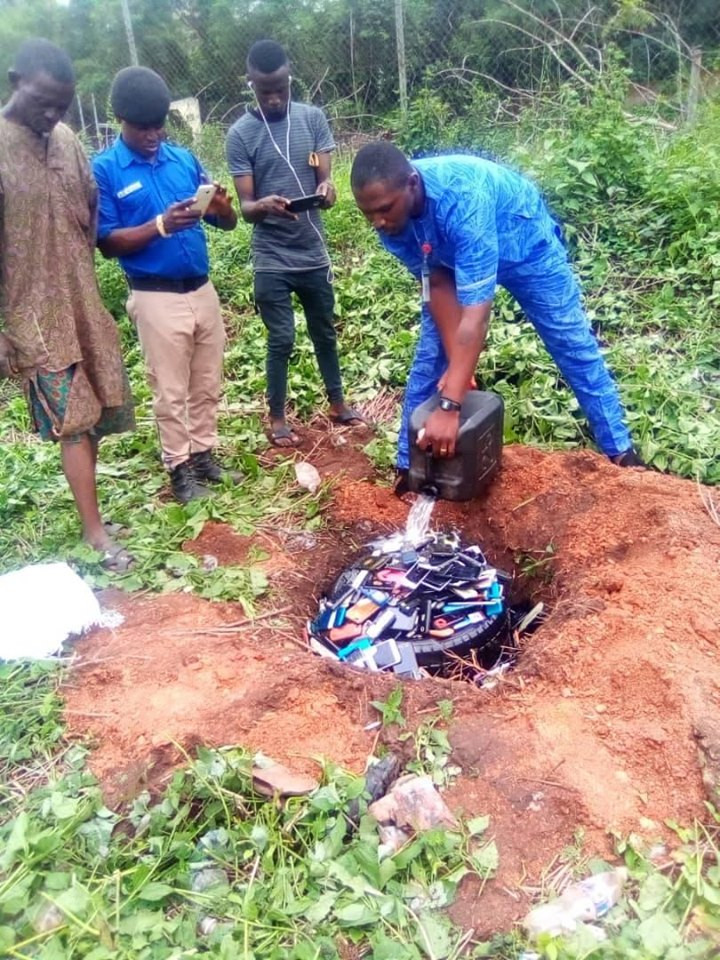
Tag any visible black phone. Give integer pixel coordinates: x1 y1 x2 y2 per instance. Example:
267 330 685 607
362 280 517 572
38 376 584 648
287 193 324 213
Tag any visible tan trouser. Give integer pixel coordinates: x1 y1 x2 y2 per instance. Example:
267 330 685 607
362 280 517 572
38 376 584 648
127 282 225 471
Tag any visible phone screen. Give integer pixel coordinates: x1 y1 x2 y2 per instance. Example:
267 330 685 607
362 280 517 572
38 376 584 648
287 194 324 213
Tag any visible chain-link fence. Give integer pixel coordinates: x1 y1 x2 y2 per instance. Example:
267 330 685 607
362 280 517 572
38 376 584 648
1 0 718 150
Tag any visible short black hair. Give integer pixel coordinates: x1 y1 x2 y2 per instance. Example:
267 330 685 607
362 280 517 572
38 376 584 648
247 39 288 75
351 142 413 191
110 66 171 126
12 38 74 85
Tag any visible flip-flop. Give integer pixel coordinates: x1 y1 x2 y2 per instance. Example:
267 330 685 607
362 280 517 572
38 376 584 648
100 543 134 573
103 521 128 538
270 425 301 448
329 407 366 427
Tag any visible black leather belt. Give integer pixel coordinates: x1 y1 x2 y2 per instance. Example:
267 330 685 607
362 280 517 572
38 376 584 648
126 274 209 293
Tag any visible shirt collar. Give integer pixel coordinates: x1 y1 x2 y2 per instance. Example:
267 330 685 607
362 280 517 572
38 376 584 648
115 136 177 169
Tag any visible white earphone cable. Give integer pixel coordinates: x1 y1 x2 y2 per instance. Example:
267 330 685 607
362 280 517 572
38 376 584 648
252 87 332 278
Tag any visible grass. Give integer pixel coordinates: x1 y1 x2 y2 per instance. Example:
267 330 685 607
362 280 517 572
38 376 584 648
1 99 719 585
0 662 66 824
0 693 500 960
2 153 718 587
2 682 720 958
1 78 720 958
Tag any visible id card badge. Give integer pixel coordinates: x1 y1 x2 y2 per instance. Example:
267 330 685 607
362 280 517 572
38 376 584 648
421 243 432 303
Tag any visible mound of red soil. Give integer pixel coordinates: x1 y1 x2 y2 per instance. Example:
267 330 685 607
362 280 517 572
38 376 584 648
63 441 720 935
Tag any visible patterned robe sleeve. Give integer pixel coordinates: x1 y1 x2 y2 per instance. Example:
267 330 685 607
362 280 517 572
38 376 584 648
75 136 98 251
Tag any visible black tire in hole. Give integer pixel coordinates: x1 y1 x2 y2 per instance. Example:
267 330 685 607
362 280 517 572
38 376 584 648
316 534 545 682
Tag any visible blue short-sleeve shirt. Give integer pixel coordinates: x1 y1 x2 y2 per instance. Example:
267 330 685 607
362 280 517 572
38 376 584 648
379 155 557 305
93 138 212 279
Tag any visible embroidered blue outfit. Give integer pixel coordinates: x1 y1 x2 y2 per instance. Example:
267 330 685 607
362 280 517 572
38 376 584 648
377 155 631 468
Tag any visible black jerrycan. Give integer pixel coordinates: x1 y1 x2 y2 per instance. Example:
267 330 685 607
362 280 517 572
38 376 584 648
408 391 504 501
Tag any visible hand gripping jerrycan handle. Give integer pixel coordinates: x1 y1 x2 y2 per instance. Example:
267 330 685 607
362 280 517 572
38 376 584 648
408 390 504 502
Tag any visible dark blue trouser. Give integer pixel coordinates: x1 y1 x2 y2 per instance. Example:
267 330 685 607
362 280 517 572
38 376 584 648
254 268 344 419
397 241 632 469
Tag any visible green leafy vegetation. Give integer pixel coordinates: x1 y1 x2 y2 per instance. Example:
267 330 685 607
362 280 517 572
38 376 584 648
400 700 460 788
0 741 499 959
3 83 718 592
398 76 720 481
3 671 720 957
0 662 66 822
519 822 720 959
372 686 408 729
1 33 720 957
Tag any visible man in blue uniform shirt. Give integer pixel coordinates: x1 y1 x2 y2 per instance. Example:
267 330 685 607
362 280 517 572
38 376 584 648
350 142 644 488
93 67 238 503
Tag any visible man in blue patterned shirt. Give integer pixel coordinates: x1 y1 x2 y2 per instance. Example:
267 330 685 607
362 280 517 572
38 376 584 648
351 142 643 488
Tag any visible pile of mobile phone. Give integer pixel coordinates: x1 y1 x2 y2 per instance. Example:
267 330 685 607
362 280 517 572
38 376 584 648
305 530 512 678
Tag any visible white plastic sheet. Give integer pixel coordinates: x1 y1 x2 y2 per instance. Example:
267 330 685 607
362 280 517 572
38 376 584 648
0 562 102 660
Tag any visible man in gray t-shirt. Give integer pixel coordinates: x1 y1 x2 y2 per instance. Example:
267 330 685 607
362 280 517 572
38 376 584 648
226 39 363 447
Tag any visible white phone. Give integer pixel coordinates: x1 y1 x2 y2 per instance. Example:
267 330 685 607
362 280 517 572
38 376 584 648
189 183 217 215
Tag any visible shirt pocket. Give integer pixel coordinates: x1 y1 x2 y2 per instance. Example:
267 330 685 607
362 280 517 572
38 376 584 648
117 183 156 224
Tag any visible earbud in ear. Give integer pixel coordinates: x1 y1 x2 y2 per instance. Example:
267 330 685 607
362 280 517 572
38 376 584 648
247 80 254 90
288 75 293 84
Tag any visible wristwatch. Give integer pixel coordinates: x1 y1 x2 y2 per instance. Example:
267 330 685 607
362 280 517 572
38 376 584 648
438 396 462 413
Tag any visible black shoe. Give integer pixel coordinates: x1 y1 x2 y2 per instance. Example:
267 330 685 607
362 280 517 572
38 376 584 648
610 448 648 468
170 461 211 504
190 449 223 483
190 449 241 485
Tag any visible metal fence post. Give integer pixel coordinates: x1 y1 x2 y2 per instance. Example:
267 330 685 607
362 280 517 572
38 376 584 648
395 0 408 118
76 94 86 135
686 46 702 124
120 0 139 67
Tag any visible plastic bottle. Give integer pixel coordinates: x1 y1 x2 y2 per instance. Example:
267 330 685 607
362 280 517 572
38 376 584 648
408 391 504 501
523 868 628 939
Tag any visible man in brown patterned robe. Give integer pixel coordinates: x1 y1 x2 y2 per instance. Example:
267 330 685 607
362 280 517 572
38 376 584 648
0 38 135 570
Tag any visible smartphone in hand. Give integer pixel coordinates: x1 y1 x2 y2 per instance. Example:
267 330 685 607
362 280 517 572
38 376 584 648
286 193 324 213
188 183 217 215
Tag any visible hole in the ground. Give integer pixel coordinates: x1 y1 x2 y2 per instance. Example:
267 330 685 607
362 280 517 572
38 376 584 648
307 504 547 686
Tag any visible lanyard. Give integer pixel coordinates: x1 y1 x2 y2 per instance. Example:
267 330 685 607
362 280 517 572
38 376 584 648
421 242 432 303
